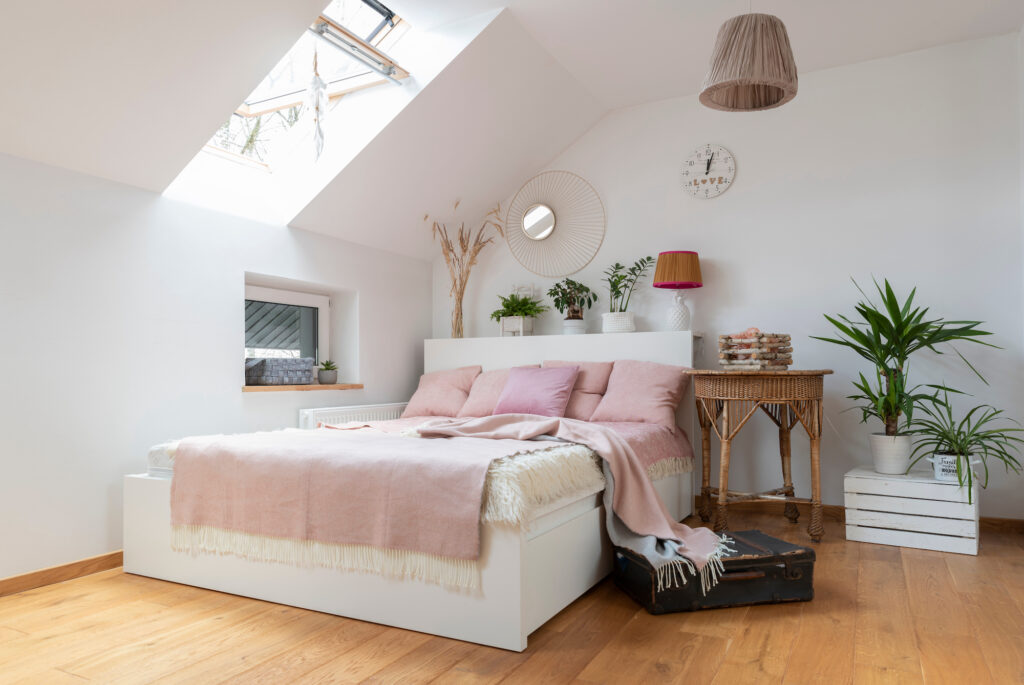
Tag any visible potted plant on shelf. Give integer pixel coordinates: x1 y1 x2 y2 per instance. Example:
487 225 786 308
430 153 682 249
909 391 1023 502
602 256 654 333
812 279 993 475
547 278 598 335
490 292 549 337
317 360 338 385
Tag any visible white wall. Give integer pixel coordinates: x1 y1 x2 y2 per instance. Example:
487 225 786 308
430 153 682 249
0 154 432 578
440 34 1024 518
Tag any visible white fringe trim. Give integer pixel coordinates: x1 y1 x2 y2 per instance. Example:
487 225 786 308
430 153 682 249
646 457 694 481
171 524 481 590
655 535 735 596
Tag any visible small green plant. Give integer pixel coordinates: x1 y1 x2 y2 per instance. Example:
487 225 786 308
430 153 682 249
603 257 655 313
319 360 338 371
547 278 598 320
909 391 1024 502
489 292 549 321
812 278 994 436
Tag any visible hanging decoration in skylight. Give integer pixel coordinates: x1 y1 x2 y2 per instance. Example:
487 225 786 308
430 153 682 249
202 0 409 168
308 49 327 160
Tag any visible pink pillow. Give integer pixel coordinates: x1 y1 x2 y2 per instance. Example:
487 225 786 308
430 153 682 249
542 360 614 421
492 366 579 417
457 365 539 417
402 366 481 418
590 360 690 428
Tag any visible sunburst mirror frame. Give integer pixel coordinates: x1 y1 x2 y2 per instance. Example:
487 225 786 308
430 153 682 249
504 170 606 277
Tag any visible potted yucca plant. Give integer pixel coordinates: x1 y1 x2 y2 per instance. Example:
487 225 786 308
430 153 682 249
601 257 654 333
909 391 1023 502
547 278 598 335
490 292 549 336
813 279 993 474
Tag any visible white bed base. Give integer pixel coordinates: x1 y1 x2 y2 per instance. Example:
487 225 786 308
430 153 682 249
124 331 696 651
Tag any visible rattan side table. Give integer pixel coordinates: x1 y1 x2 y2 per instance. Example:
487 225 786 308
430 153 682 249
685 369 833 541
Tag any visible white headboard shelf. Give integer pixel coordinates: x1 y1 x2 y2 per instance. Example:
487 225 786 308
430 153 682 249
424 331 697 373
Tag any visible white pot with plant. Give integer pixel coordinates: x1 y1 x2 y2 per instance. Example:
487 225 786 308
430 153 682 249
601 257 654 334
909 391 1023 500
317 360 338 385
490 292 549 337
547 278 598 335
813 279 993 475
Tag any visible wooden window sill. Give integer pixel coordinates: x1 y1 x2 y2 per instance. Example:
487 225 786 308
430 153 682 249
242 383 364 393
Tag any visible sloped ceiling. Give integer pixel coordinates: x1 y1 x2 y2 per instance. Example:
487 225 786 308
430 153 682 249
289 10 605 258
0 0 326 191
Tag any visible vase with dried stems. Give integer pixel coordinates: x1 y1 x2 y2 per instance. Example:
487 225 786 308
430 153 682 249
427 201 504 338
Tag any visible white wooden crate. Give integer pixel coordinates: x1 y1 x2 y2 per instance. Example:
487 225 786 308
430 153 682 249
844 467 979 555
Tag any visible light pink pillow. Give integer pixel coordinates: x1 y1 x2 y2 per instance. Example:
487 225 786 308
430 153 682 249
492 366 579 417
402 365 481 418
590 360 690 428
542 360 614 421
457 365 539 417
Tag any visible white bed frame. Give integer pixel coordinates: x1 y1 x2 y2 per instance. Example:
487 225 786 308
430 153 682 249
124 331 696 651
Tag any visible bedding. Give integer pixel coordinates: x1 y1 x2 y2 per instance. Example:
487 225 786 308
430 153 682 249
163 419 694 590
456 365 538 418
542 360 613 421
590 359 691 427
492 365 578 417
401 365 481 418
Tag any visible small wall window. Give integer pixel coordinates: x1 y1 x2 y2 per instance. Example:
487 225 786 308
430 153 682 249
244 285 330 363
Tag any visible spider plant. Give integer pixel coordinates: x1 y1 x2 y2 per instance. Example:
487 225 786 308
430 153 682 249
812 278 995 436
909 391 1024 502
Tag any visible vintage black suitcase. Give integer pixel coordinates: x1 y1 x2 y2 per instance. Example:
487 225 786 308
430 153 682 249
612 529 815 614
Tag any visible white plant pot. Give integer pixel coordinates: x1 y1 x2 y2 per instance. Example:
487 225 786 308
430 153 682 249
562 318 586 335
499 316 533 337
602 312 635 333
926 453 980 482
869 433 912 474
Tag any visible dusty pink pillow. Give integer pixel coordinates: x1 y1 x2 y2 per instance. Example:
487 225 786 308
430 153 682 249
542 360 614 421
590 360 690 428
492 366 579 417
402 365 481 418
457 365 539 417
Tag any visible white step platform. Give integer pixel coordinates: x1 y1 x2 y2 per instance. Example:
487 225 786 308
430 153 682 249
844 467 979 555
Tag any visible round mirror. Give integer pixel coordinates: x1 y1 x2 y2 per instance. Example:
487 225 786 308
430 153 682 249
522 204 556 241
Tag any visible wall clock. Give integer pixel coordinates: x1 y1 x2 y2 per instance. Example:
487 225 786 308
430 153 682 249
683 144 735 198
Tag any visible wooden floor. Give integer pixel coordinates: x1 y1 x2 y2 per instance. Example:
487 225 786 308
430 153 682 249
1 510 1023 684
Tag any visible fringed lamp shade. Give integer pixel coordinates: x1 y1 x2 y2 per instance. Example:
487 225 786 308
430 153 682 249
653 251 702 290
700 13 797 112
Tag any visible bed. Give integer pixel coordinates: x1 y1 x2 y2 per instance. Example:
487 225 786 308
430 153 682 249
123 331 697 651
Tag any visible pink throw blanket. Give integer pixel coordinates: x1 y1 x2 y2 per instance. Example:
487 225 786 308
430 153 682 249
418 415 724 581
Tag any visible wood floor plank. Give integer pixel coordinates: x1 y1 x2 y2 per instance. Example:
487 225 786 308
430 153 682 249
293 628 432 683
360 637 477 684
854 555 922 683
708 602 802 684
958 586 1024 683
221 618 389 684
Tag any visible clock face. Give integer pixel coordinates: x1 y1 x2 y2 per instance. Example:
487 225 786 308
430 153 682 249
683 144 735 198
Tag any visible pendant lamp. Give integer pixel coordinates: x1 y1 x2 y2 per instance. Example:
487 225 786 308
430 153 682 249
700 13 797 112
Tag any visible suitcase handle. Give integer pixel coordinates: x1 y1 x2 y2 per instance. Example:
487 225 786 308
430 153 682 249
720 570 766 582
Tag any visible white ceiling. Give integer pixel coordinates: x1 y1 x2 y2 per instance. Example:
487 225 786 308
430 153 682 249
396 0 1024 110
0 0 1022 203
0 0 326 191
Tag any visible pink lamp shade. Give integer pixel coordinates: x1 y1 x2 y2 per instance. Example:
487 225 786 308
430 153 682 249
653 251 703 290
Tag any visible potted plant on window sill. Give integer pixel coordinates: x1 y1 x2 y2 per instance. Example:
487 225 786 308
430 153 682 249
317 360 338 385
602 257 654 333
490 292 549 337
909 391 1023 502
547 278 598 335
812 279 993 475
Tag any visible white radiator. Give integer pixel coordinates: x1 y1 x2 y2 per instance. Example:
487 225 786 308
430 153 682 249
298 403 408 429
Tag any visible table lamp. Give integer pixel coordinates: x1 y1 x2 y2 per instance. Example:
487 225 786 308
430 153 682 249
653 251 703 331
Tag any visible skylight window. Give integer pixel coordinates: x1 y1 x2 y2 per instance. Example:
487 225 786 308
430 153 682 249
207 0 408 166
